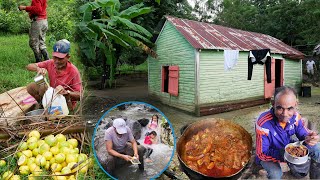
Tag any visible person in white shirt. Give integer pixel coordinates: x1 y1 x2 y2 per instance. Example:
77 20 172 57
306 59 317 79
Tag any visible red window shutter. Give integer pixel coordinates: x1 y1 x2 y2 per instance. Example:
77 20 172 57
168 66 179 96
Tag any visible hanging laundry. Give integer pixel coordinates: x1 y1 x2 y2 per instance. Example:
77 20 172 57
224 50 239 71
248 49 271 83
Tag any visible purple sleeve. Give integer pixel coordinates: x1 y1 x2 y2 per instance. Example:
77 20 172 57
104 130 112 141
295 119 310 141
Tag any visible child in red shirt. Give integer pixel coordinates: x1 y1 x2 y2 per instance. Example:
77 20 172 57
144 131 157 162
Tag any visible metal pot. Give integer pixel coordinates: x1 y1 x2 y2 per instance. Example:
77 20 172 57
284 143 309 165
177 118 252 179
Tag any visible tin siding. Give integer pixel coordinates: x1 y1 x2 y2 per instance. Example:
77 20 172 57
199 50 264 104
284 59 302 90
148 21 196 112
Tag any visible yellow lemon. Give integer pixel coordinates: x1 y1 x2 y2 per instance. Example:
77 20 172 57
32 148 39 157
61 166 72 175
45 161 50 170
50 146 60 155
68 175 76 180
18 155 27 166
28 163 38 172
77 153 87 163
50 157 56 165
38 143 50 155
51 163 62 172
32 166 42 176
28 130 41 140
37 140 45 147
11 175 21 180
27 157 36 166
67 139 78 149
55 134 66 143
43 151 53 161
55 153 65 164
0 159 6 167
2 171 13 180
66 154 77 164
35 155 46 167
70 148 79 154
21 150 33 158
19 165 30 175
45 135 57 147
18 142 28 151
27 137 38 144
67 162 77 170
79 164 88 174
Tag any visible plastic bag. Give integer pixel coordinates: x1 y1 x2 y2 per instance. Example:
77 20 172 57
42 87 69 116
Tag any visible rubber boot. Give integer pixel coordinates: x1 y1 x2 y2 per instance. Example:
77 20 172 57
41 49 50 60
34 52 42 63
310 160 320 179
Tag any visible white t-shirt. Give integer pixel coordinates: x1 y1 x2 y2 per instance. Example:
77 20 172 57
306 60 315 70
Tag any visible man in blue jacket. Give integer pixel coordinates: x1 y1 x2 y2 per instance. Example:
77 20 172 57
255 86 320 179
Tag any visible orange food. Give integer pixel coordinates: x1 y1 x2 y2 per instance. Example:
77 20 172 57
181 124 251 177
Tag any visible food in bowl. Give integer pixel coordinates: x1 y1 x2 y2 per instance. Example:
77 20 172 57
181 125 251 177
285 144 308 157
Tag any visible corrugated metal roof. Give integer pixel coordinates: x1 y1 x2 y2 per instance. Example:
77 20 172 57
166 16 304 59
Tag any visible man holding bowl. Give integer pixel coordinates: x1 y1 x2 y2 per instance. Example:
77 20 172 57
255 86 320 179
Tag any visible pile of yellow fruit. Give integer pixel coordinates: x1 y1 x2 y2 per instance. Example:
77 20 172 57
2 130 93 180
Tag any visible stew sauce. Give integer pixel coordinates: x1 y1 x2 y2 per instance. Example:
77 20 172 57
181 125 250 177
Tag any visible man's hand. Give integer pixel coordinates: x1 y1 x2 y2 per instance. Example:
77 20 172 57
122 155 132 162
37 67 47 76
55 85 67 95
18 5 26 11
134 153 139 160
305 131 320 146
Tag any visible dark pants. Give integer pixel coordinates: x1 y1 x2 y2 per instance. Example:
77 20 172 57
145 148 153 158
105 142 145 176
260 143 320 179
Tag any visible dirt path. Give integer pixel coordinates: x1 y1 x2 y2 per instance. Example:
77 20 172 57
83 75 320 179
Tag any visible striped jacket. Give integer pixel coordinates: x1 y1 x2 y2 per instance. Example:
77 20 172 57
255 108 311 163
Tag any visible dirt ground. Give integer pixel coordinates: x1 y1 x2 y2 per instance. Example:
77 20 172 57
83 74 320 179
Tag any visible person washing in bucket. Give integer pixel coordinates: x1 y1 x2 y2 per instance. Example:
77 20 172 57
26 39 82 110
19 0 50 62
255 86 320 179
104 118 145 176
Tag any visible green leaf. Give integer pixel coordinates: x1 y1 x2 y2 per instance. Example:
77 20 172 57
122 30 152 45
155 0 160 5
112 16 152 38
101 28 130 48
119 5 152 19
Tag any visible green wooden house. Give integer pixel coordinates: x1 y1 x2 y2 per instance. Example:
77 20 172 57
148 16 304 116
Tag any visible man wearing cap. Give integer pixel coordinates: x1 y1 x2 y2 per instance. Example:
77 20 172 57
26 39 82 109
104 118 145 176
19 0 49 62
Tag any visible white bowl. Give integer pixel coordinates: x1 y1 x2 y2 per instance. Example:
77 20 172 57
284 143 309 165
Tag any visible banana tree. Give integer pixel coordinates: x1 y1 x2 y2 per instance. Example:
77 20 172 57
78 0 157 88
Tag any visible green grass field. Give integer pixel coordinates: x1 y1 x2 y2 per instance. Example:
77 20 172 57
0 34 84 94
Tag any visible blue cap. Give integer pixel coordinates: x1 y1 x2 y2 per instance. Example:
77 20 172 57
53 39 70 58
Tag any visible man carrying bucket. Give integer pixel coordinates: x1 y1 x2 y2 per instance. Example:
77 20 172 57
26 39 82 110
255 86 320 179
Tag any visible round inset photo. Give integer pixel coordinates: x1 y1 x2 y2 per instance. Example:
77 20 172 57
92 102 175 180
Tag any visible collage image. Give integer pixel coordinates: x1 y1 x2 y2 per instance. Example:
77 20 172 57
1 0 320 180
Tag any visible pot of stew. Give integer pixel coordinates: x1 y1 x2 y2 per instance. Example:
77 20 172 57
177 118 253 179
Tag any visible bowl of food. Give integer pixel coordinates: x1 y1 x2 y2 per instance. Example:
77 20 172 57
176 118 252 179
284 143 309 165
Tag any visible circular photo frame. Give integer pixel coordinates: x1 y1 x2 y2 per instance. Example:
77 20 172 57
92 101 176 180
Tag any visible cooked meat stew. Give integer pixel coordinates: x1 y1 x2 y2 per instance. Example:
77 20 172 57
181 123 251 177
286 145 308 157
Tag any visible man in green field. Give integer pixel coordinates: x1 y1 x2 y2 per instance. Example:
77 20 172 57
19 0 49 62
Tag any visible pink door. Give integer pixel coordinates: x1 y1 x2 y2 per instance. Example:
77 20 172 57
168 66 179 96
264 59 275 98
